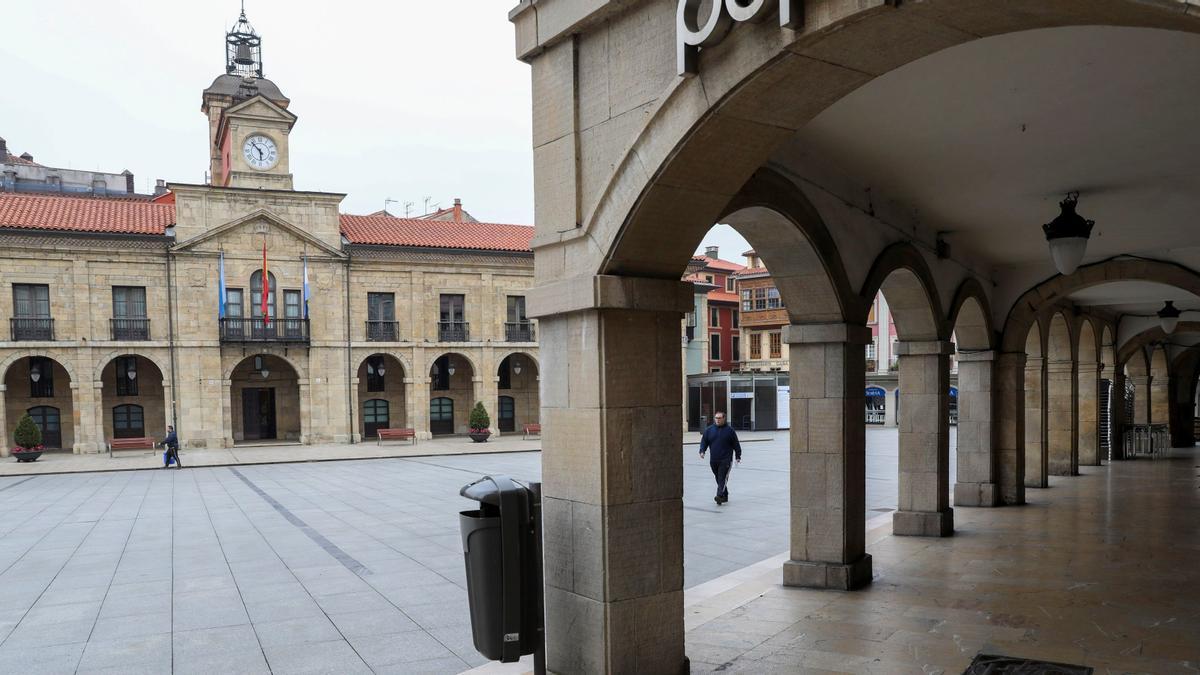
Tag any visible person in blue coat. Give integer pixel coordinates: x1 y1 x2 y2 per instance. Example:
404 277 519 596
699 412 741 505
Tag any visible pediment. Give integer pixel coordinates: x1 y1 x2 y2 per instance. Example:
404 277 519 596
225 95 296 123
173 208 344 258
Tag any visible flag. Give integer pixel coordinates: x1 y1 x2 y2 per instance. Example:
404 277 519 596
261 240 270 325
218 251 227 319
303 254 310 319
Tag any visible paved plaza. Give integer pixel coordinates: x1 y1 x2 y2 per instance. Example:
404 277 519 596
0 428 934 674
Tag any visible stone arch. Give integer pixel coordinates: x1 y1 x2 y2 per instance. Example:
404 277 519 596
428 351 479 380
1101 325 1116 374
0 350 80 385
92 349 170 383
1150 343 1171 426
1075 318 1102 466
2 353 78 453
227 354 304 443
355 353 409 438
1117 323 1200 367
1077 318 1098 365
428 351 479 436
1045 313 1077 475
496 351 540 434
859 243 945 341
223 350 307 382
494 350 541 375
947 278 994 352
1024 320 1047 488
98 354 169 442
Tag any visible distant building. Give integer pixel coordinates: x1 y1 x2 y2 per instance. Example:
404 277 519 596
734 250 788 372
689 246 744 373
1 136 153 198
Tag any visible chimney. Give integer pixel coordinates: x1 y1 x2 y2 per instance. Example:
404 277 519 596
154 179 168 196
122 169 134 194
0 137 7 159
452 197 463 223
20 152 33 162
705 245 719 259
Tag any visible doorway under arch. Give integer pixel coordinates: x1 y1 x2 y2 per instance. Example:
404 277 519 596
3 356 75 451
229 354 301 442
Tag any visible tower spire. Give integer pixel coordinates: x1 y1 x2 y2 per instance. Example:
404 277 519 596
226 4 262 78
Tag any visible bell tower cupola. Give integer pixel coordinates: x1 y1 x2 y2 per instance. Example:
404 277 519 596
201 4 296 190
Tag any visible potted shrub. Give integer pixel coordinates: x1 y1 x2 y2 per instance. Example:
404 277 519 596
12 413 45 462
468 402 492 443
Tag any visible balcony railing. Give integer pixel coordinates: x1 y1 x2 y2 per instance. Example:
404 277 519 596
505 321 536 342
438 321 470 342
219 317 310 343
111 317 150 341
11 317 53 341
365 320 399 342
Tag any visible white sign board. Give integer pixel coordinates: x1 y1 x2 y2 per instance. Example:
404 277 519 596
776 385 790 429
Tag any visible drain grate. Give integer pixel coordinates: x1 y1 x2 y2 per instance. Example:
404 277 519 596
964 654 1092 674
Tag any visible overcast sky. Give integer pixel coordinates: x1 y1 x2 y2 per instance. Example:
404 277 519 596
0 0 745 257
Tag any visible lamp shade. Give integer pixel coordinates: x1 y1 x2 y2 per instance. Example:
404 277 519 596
1042 192 1095 276
1158 300 1182 335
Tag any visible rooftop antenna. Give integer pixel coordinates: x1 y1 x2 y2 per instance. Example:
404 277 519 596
383 198 399 216
404 201 414 217
423 196 432 215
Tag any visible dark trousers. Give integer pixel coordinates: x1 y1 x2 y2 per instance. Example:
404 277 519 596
165 446 182 468
710 460 731 499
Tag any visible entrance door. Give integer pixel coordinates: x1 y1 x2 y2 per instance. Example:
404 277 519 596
112 404 145 438
26 406 61 449
242 388 277 440
430 397 454 435
363 399 389 439
498 396 515 433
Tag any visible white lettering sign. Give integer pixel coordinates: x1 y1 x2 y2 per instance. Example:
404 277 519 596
677 0 802 76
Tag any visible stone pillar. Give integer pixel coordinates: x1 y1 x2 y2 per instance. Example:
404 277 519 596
1131 376 1151 425
1150 373 1170 426
411 350 431 440
298 380 312 444
883 386 897 427
893 340 954 536
953 351 998 506
1168 375 1195 449
781 323 872 589
1024 356 1047 488
75 381 104 454
1111 369 1128 460
995 352 1026 505
531 275 690 674
0 384 8 458
1077 362 1101 465
1045 359 1078 476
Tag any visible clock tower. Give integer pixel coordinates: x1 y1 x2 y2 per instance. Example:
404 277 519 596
201 9 297 190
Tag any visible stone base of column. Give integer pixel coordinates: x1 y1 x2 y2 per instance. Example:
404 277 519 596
783 555 873 590
1048 468 1078 477
953 482 998 507
893 509 954 537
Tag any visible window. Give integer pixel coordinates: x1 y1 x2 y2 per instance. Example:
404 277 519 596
366 356 386 392
709 307 719 327
439 294 468 341
115 356 138 396
732 312 739 329
226 288 244 318
499 358 512 390
507 296 527 323
753 288 767 310
284 290 301 319
710 334 721 360
866 338 878 360
112 404 145 438
705 274 714 284
766 287 781 309
250 271 276 319
726 277 735 292
440 294 465 323
769 332 782 359
732 336 740 361
112 286 147 318
890 337 899 367
741 290 752 312
13 284 50 318
749 333 762 359
368 293 395 321
432 355 450 390
29 357 54 398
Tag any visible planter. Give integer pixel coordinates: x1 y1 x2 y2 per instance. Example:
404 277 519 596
13 450 43 463
468 431 491 443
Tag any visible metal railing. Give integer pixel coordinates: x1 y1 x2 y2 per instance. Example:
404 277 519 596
110 317 150 341
866 409 885 425
11 317 53 341
1123 423 1169 459
365 320 399 342
505 321 536 342
438 321 470 342
219 317 310 343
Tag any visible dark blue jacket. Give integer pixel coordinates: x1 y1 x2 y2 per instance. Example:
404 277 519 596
699 424 742 464
163 431 178 450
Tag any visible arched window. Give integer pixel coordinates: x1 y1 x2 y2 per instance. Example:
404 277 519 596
250 270 277 319
113 404 145 439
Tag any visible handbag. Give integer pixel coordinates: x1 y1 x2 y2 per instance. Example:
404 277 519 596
163 450 175 466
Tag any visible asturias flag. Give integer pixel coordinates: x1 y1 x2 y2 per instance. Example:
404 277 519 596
218 251 227 319
303 254 310 319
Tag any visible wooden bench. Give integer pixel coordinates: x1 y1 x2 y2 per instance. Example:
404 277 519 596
522 423 542 440
109 437 157 457
377 428 417 446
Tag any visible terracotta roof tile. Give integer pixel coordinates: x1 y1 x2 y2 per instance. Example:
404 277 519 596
0 193 174 235
694 255 746 273
340 213 533 252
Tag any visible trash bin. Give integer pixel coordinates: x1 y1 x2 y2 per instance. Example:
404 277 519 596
459 475 544 667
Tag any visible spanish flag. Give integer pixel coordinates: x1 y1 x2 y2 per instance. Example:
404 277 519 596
261 241 270 325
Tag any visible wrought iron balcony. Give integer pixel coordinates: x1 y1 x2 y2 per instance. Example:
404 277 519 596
11 317 53 341
505 321 536 342
438 321 470 342
219 317 309 343
111 318 150 341
365 320 399 342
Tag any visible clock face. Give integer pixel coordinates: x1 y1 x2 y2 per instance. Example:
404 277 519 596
242 135 278 170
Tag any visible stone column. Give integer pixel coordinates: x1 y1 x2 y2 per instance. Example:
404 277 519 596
1169 376 1196 448
1077 362 1101 465
411 349 431 440
953 351 998 506
1024 356 1047 488
893 340 954 536
1131 376 1151 425
995 352 1026 505
1150 374 1170 426
298 380 312 444
1046 359 1078 476
781 323 872 589
1110 369 1128 460
531 275 690 674
75 381 104 454
883 386 897 427
0 384 8 458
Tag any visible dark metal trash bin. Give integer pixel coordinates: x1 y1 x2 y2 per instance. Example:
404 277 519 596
459 475 544 669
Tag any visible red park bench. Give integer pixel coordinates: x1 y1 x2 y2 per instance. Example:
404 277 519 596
522 423 542 440
109 437 158 457
377 428 417 446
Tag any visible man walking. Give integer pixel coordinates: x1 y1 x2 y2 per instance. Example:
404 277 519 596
162 425 182 469
699 412 741 505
